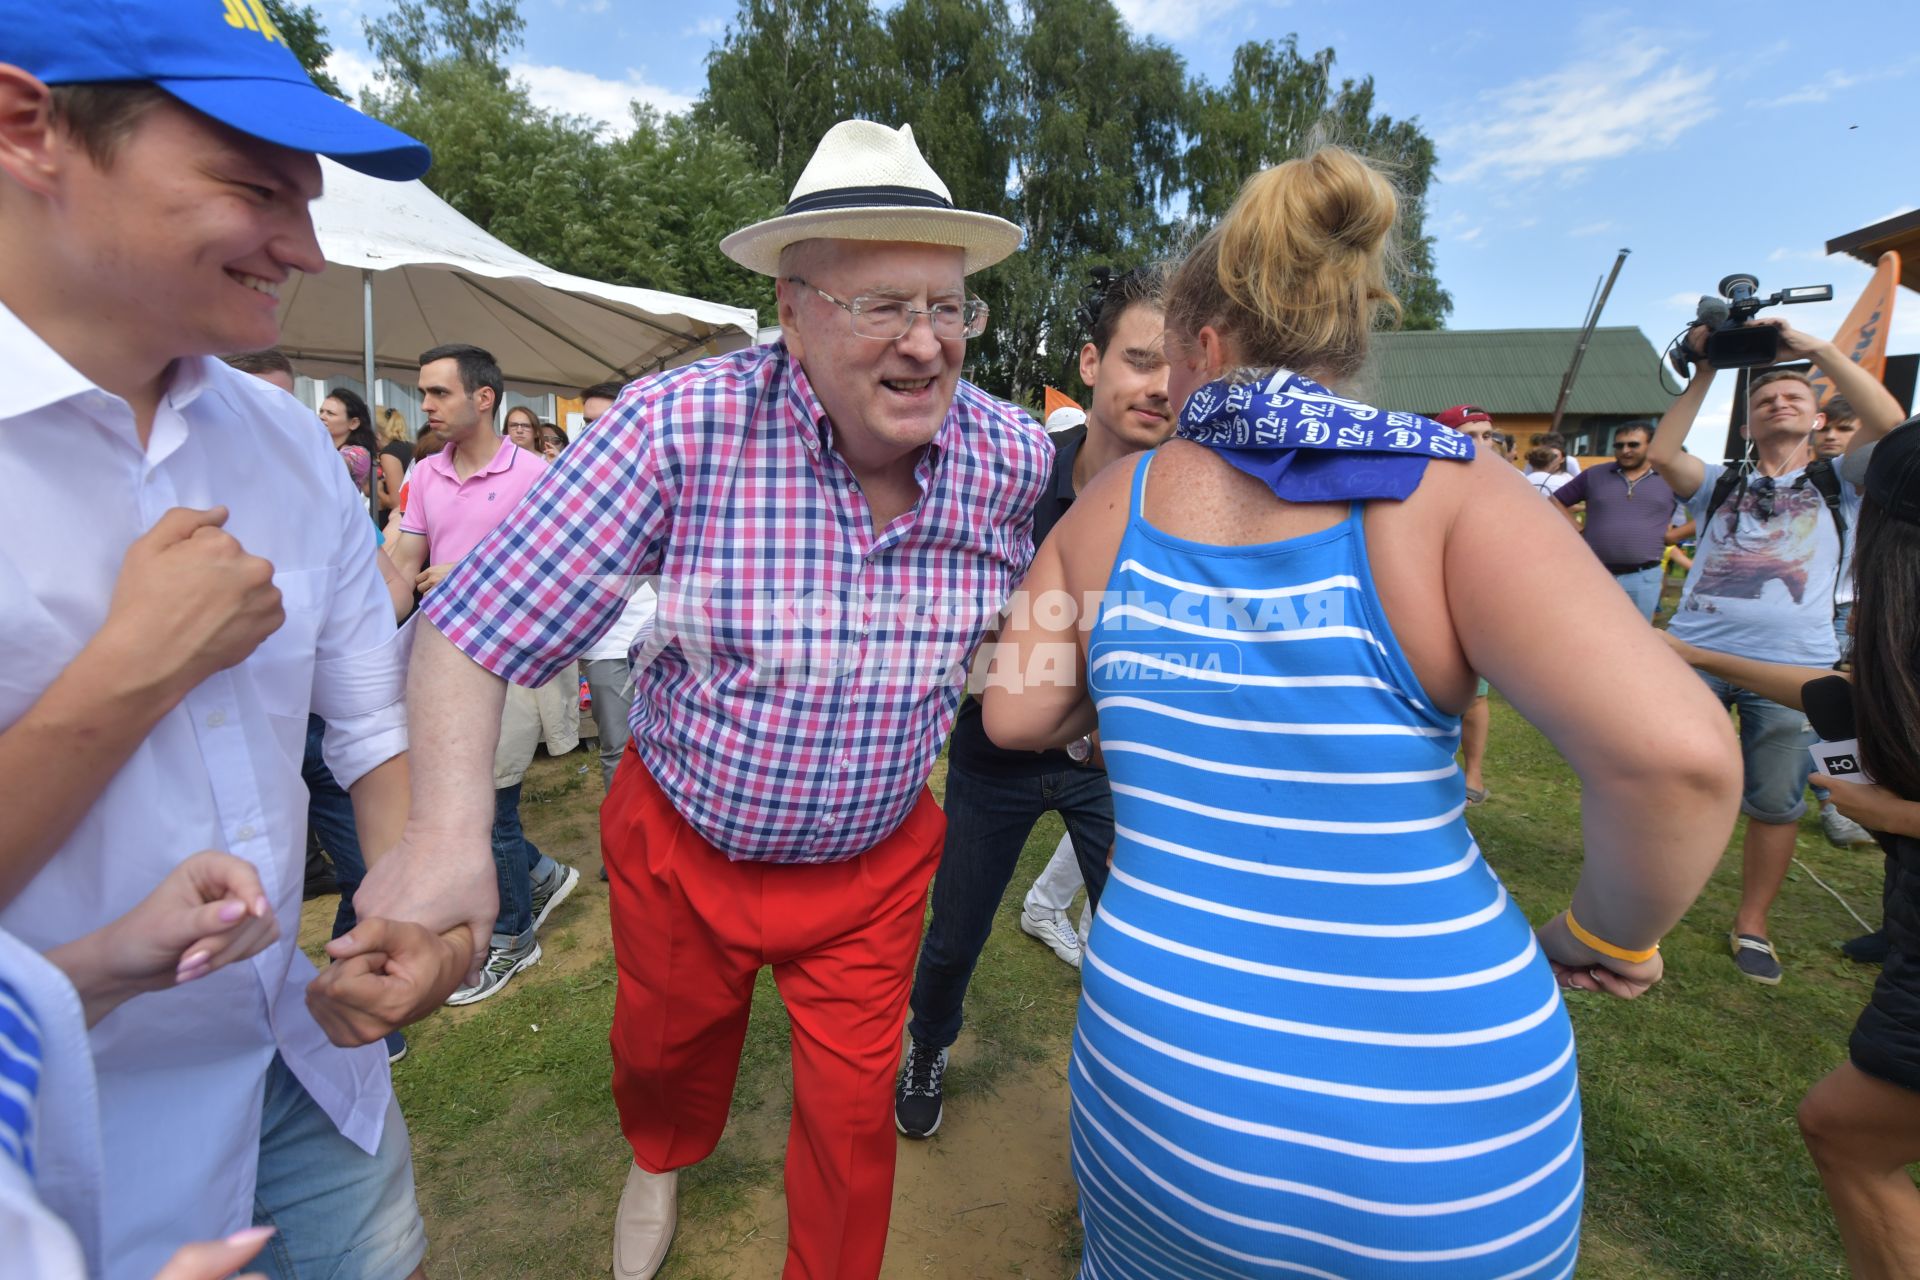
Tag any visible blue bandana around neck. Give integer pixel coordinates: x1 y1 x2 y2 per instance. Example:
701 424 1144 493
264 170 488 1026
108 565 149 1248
1175 369 1475 502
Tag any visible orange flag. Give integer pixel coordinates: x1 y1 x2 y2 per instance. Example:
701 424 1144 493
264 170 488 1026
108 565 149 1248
1043 386 1083 420
1808 250 1899 410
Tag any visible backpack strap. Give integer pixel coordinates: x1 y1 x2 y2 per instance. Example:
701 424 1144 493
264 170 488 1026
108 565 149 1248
1701 465 1744 528
1805 457 1849 543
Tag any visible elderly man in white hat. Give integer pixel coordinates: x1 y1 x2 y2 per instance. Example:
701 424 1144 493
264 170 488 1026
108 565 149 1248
368 120 1050 1278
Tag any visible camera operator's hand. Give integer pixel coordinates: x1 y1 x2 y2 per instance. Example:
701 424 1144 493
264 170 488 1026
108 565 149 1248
1682 322 1717 371
1809 774 1920 841
1752 316 1829 365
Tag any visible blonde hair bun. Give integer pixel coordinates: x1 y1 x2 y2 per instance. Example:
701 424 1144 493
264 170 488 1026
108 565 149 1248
1167 145 1404 385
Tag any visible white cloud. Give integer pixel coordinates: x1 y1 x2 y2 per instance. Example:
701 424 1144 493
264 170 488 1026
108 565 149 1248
323 48 378 102
1568 220 1613 237
1749 58 1918 107
1440 33 1715 183
1455 225 1485 244
509 62 696 135
1114 0 1271 40
683 16 728 39
1768 246 1826 263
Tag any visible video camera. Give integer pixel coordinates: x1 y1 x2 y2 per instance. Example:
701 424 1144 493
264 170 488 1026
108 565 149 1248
1669 274 1834 374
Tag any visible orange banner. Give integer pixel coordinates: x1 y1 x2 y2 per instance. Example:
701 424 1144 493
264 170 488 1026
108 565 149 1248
1042 386 1083 420
1807 250 1899 409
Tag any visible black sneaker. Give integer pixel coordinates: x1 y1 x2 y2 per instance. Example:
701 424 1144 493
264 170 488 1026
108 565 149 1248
894 1036 948 1139
1841 930 1890 965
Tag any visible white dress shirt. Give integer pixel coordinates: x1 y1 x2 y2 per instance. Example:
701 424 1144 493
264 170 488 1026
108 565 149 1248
0 302 409 1278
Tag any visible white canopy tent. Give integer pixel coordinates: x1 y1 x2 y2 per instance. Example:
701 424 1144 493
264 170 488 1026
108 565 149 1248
278 157 759 398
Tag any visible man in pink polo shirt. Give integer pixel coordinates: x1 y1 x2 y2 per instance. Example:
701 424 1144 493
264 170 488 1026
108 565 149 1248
388 343 578 1003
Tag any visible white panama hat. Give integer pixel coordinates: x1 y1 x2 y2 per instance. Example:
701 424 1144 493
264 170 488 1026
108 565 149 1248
721 119 1024 277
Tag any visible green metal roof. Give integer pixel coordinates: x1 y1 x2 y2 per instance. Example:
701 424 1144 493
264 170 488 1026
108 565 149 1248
1364 326 1672 417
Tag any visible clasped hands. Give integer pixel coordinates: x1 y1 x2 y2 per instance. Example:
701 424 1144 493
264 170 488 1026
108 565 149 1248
306 826 497 1047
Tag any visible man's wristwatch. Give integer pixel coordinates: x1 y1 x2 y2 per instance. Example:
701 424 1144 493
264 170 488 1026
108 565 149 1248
1066 734 1093 764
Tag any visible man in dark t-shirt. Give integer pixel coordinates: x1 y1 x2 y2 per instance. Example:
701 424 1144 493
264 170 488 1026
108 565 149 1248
1555 421 1677 621
895 265 1173 1140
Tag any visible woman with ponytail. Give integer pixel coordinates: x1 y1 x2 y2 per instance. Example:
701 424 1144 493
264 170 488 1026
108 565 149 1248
1670 424 1920 1274
983 147 1743 1277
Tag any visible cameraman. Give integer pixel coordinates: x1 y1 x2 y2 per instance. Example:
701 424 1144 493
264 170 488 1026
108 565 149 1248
1648 316 1904 983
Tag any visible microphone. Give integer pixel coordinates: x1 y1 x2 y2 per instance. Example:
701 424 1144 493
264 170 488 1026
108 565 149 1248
1802 675 1871 783
1695 295 1731 327
1803 675 1855 740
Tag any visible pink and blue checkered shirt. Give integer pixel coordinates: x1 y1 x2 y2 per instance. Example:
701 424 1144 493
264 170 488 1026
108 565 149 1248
423 342 1052 863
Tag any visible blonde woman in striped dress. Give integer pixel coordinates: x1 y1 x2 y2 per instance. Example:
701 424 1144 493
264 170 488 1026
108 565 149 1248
982 148 1743 1278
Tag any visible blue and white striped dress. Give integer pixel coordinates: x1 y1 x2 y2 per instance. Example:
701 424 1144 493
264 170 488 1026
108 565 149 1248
1071 458 1582 1279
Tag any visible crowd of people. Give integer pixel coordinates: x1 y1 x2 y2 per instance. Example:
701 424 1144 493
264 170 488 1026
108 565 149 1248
1 5 1917 1280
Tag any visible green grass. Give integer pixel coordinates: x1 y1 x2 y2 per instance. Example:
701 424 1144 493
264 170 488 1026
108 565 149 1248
311 692 1903 1278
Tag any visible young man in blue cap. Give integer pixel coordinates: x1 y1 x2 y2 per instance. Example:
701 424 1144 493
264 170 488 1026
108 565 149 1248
0 4 470 1276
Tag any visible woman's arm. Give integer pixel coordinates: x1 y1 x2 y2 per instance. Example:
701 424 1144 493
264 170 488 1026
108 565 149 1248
1438 459 1743 987
1660 633 1836 710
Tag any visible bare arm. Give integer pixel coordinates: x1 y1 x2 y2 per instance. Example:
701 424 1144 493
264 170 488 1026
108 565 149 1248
347 753 411 865
387 529 429 585
347 620 504 968
1660 633 1834 710
1441 459 1742 980
374 548 413 623
1647 356 1714 500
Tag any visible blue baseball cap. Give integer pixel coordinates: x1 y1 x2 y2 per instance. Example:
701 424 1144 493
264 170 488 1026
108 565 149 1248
3 0 430 181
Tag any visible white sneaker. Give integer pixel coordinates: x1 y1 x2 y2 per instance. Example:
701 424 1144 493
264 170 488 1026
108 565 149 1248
1821 804 1875 848
1019 908 1082 968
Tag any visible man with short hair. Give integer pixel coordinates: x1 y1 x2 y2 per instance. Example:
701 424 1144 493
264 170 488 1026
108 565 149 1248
0 3 463 1275
366 121 1049 1279
387 343 579 1004
1650 325 1905 983
896 263 1170 1140
1553 422 1678 621
224 346 297 393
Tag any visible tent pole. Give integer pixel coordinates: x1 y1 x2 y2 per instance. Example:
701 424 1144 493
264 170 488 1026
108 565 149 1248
361 270 379 517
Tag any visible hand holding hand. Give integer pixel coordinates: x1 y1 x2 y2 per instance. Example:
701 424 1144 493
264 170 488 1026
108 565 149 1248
1661 630 1702 666
351 825 498 977
307 918 473 1045
1537 911 1664 1000
152 1226 274 1280
99 508 284 696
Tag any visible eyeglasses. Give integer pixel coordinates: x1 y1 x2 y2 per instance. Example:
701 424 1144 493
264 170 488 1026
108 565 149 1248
785 277 988 341
1613 440 1646 450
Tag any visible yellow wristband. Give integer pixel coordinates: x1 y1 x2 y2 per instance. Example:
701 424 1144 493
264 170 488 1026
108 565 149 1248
1563 908 1658 964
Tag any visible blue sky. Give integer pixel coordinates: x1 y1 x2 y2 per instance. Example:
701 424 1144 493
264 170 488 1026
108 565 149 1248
314 0 1920 426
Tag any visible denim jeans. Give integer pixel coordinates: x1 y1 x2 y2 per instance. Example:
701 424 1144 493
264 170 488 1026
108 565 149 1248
491 782 553 946
304 715 367 940
1614 565 1664 622
1697 671 1817 823
906 760 1114 1050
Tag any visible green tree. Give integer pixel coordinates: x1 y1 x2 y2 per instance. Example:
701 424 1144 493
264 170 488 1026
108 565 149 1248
1184 37 1451 330
983 0 1188 402
362 0 526 91
697 0 892 191
358 0 777 315
264 0 343 97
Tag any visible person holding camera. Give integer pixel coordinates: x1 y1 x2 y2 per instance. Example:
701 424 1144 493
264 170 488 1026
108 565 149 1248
1665 421 1920 1276
1648 317 1905 983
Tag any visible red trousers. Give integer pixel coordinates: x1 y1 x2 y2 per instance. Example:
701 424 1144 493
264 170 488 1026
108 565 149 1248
601 746 945 1280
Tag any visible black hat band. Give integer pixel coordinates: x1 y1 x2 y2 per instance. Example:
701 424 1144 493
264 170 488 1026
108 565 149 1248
784 184 956 216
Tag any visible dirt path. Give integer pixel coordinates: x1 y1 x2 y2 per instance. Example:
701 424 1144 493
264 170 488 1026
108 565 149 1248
665 1046 1080 1279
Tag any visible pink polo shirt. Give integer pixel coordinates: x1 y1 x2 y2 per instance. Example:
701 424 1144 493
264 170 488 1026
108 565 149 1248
400 437 545 564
